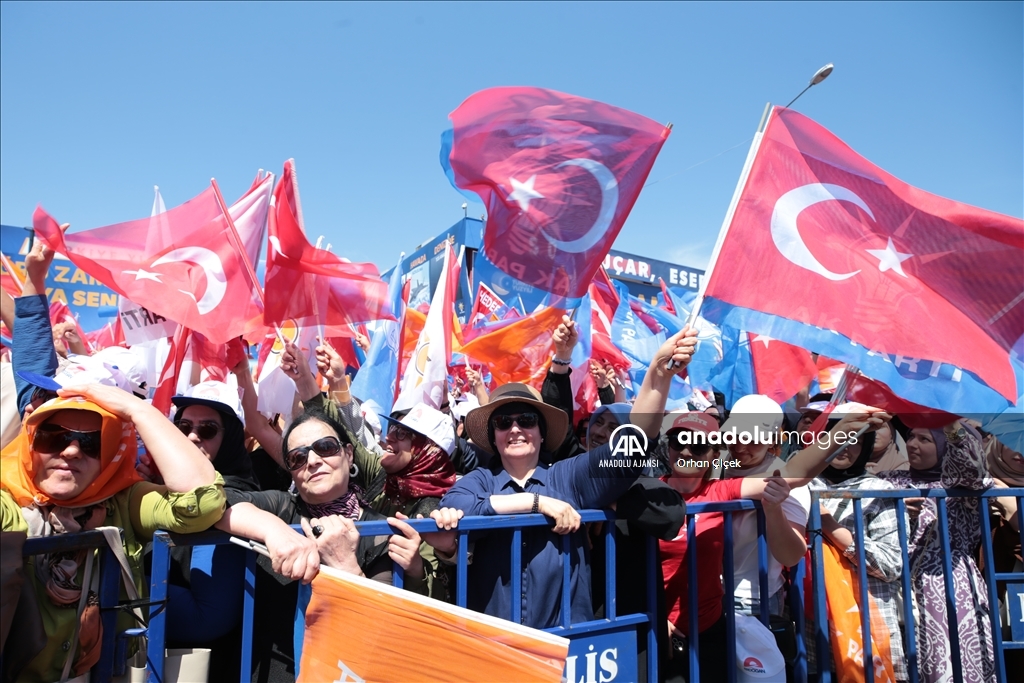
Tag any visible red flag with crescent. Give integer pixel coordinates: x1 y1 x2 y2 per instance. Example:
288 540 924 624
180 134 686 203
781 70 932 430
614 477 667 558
701 107 1024 400
443 87 670 298
33 184 264 345
263 159 392 336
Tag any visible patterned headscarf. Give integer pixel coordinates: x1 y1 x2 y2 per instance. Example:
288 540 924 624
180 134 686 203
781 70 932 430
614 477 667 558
384 433 456 503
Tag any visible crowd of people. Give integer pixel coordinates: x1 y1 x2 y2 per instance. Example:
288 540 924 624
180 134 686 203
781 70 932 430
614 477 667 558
1 234 1021 683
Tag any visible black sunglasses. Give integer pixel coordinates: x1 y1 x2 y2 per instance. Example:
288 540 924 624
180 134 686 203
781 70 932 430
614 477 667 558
387 425 415 442
175 420 222 441
33 425 102 458
491 413 539 431
284 436 344 471
666 431 713 457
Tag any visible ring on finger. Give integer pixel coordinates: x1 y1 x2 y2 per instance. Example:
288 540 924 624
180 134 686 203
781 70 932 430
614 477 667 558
311 524 324 539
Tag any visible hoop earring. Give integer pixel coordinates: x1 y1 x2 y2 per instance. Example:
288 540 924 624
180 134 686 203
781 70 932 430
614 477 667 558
350 463 359 478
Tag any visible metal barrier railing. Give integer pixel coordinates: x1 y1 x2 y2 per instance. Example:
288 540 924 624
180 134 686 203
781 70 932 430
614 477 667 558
18 530 124 683
29 487 1022 682
810 487 1024 683
143 503 774 683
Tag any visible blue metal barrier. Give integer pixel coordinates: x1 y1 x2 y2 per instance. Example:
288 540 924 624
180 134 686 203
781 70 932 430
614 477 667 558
139 504 778 683
19 530 123 683
811 487 1024 683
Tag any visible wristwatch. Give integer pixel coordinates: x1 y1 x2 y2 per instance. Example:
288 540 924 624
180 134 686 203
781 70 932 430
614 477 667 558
842 542 857 559
551 356 572 366
531 491 541 514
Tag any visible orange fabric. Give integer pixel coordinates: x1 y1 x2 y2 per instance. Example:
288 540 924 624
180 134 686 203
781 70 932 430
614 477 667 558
298 567 568 683
0 396 141 508
399 309 427 380
822 542 896 683
459 306 565 390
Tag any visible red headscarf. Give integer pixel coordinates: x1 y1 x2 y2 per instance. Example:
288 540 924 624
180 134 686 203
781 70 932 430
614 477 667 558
384 434 456 502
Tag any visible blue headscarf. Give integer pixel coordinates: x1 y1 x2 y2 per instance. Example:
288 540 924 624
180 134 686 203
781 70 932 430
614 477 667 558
587 403 632 449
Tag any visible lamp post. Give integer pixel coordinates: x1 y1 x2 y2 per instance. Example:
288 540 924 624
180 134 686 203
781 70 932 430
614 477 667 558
785 63 834 108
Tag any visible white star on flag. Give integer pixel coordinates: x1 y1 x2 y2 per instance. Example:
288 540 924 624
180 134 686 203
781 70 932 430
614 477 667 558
753 334 772 348
508 175 544 211
124 268 163 282
866 238 913 277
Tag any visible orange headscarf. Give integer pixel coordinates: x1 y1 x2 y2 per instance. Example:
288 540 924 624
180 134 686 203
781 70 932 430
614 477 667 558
0 396 142 508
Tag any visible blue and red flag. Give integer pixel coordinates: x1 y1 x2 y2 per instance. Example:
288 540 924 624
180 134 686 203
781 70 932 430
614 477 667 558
701 106 1024 403
441 87 670 299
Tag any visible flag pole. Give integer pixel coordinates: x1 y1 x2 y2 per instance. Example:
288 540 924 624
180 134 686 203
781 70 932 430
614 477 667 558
668 102 774 369
211 178 266 308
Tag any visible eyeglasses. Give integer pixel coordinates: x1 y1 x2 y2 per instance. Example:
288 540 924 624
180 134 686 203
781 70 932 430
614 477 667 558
666 431 713 458
491 413 539 431
387 425 415 442
284 436 343 471
175 420 222 441
33 425 102 458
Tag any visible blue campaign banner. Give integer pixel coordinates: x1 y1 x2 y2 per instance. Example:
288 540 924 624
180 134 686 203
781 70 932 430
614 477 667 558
1009 582 1024 643
1 224 119 333
563 628 637 683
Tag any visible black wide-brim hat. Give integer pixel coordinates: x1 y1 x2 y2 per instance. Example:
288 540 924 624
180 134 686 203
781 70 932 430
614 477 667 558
464 383 569 456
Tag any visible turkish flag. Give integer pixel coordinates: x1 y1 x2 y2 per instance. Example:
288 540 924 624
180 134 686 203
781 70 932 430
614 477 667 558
263 160 391 335
747 333 819 405
33 185 264 345
702 107 1024 400
444 87 669 298
844 372 957 429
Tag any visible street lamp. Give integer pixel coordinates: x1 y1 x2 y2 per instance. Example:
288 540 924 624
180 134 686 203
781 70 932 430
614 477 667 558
785 63 834 108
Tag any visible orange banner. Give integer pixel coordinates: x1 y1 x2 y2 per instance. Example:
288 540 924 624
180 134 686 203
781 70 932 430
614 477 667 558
822 543 896 683
298 566 568 683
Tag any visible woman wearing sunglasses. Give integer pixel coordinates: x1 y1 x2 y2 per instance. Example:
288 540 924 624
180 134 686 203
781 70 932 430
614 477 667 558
215 409 430 677
124 380 266 678
1 383 226 683
427 329 700 629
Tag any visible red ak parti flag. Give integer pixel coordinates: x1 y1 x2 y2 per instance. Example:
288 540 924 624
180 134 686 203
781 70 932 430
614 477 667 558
33 184 264 345
701 107 1024 401
442 87 670 298
264 160 391 335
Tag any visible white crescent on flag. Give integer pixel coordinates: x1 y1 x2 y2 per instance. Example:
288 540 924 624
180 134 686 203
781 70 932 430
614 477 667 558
151 246 227 314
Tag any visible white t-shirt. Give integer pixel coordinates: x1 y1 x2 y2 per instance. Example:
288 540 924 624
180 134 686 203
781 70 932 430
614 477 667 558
725 456 811 601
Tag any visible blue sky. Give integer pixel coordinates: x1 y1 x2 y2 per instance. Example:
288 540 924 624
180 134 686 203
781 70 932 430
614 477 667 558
1 1 1020 273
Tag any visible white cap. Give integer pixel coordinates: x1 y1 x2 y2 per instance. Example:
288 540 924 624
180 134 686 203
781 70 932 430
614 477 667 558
829 401 876 416
93 346 150 390
388 403 456 456
727 394 784 433
452 395 480 421
735 613 786 681
172 379 245 426
19 354 142 397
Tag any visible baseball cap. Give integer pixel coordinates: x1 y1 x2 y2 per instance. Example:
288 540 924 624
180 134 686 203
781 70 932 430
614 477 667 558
18 354 143 397
734 613 786 682
92 346 150 391
661 410 719 437
382 403 456 456
725 394 784 433
798 401 830 415
172 380 245 426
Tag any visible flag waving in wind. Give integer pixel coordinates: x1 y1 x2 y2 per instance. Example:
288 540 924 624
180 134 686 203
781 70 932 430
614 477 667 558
701 106 1024 401
393 245 458 412
33 184 263 345
264 160 391 336
442 87 670 299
